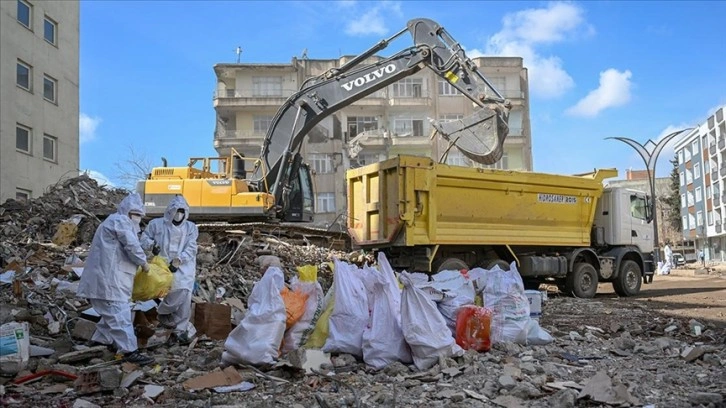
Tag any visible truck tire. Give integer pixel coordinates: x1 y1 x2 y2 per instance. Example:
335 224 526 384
612 260 642 297
484 259 510 271
565 263 598 298
434 257 469 272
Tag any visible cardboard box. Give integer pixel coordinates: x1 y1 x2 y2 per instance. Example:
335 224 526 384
193 303 231 340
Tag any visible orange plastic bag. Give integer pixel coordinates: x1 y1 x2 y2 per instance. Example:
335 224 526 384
455 305 492 352
280 286 309 329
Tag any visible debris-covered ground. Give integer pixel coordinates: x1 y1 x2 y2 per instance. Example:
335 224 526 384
1 176 724 408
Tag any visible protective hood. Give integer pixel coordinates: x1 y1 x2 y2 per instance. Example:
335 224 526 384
164 195 190 223
117 192 145 217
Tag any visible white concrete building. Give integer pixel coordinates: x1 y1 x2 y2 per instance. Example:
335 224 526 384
0 0 80 203
213 56 531 227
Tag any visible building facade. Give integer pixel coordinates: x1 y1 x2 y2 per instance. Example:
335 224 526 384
213 56 531 227
0 0 80 203
674 106 726 262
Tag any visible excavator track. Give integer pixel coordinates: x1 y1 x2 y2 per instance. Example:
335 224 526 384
196 221 351 250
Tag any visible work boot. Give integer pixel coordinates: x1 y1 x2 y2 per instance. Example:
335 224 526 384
123 350 155 366
167 332 193 346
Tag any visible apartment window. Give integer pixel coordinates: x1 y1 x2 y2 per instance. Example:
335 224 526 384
439 114 464 122
708 211 714 225
696 187 702 202
684 148 691 161
438 80 460 96
309 153 333 174
679 171 684 186
692 140 699 154
252 115 274 134
697 211 704 227
444 150 469 167
43 134 56 162
694 163 701 179
678 150 683 164
16 124 31 153
682 215 687 230
44 16 57 45
252 76 282 97
17 0 31 28
686 169 693 184
393 118 424 137
681 193 686 208
687 192 694 206
43 75 57 103
705 160 710 174
346 116 378 140
707 186 712 200
391 78 423 98
315 193 335 213
16 188 31 201
17 61 31 91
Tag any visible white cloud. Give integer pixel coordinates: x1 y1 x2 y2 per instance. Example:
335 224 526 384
566 69 633 117
84 170 115 187
79 113 101 143
344 1 401 36
486 2 591 99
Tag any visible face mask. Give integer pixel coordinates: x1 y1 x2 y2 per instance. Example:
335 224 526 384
130 215 142 225
174 212 185 222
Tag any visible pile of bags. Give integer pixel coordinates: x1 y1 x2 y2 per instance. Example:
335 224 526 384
221 253 551 371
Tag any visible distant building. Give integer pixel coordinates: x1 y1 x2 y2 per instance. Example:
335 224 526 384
212 56 532 227
674 106 726 262
0 0 80 203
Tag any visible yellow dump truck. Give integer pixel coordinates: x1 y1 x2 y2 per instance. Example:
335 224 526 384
346 155 655 298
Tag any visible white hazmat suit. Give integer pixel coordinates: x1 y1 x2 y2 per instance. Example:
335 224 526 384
77 193 148 354
140 196 198 337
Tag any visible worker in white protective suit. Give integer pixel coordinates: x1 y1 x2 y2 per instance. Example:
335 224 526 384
76 192 155 366
140 195 198 345
662 242 673 275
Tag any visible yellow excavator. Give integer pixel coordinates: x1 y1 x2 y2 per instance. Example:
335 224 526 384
137 18 511 234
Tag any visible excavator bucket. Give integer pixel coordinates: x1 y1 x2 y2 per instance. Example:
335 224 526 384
431 106 509 165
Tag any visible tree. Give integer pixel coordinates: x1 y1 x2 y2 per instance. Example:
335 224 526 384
113 146 155 190
662 155 682 234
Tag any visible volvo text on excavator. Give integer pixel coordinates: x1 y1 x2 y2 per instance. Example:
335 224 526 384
137 18 512 231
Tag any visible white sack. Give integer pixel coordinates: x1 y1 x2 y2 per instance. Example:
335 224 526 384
400 272 462 371
322 259 369 357
361 255 412 369
484 262 530 344
222 267 286 366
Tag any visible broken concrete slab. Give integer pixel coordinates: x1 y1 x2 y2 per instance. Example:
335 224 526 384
71 318 97 341
577 370 639 406
688 392 723 405
120 370 143 388
72 399 101 408
142 384 165 399
681 345 707 362
463 389 488 402
58 346 106 364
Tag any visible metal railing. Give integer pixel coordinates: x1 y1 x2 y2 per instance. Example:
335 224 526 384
213 88 298 99
215 130 266 139
710 143 717 155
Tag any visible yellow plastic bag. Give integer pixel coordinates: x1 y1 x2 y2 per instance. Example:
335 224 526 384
296 265 318 283
303 290 334 349
132 256 173 301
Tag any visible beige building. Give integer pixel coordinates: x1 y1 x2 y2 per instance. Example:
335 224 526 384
0 0 80 203
213 56 531 228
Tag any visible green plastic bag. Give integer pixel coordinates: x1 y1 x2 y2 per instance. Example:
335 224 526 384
132 256 173 301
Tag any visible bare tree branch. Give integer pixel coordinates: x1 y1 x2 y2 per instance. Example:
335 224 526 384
113 146 155 190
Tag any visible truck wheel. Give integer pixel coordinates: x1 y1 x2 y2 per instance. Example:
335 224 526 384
483 259 510 271
613 260 642 297
434 257 469 272
565 263 598 298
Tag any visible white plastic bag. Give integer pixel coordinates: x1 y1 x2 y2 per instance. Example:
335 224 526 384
281 276 324 354
322 259 369 357
0 322 30 376
222 267 286 366
515 319 553 345
400 272 463 371
436 281 476 336
361 255 412 369
484 262 530 344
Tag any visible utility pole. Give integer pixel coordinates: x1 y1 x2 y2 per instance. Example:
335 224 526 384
235 46 242 63
607 128 692 283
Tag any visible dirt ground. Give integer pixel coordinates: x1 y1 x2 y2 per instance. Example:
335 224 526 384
600 272 726 327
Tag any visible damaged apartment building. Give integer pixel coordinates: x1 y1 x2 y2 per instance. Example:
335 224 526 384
212 55 532 228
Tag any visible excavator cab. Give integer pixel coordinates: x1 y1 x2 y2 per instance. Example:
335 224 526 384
282 162 314 222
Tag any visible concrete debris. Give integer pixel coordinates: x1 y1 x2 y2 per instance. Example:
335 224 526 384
0 175 725 407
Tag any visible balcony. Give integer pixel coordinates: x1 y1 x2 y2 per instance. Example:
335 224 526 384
720 139 725 150
352 90 388 107
712 170 719 180
717 222 722 234
710 143 717 155
388 89 432 107
716 196 721 207
213 88 296 108
721 164 726 177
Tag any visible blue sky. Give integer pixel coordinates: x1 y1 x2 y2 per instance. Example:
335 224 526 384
80 1 726 187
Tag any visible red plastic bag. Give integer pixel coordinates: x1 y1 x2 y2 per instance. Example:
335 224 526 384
455 305 492 352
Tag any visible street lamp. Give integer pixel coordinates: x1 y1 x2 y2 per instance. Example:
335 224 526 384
607 128 693 283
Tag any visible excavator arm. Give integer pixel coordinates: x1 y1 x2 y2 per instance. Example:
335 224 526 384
253 18 511 218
